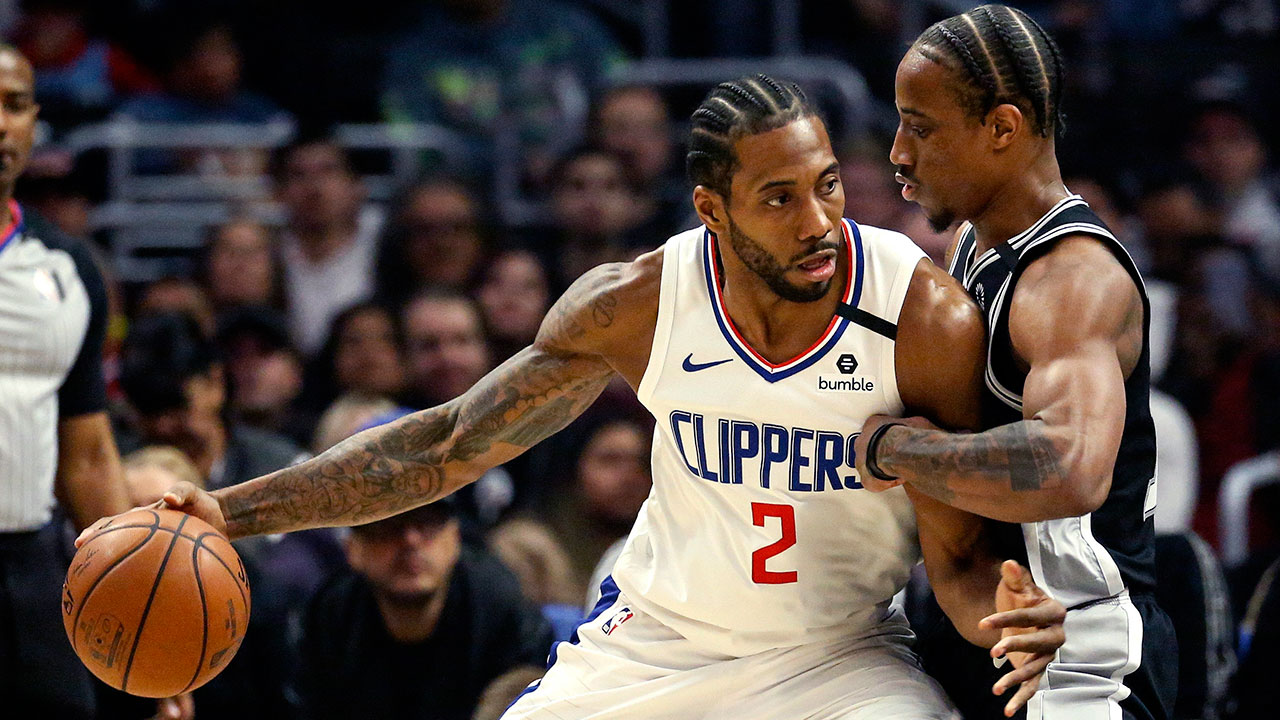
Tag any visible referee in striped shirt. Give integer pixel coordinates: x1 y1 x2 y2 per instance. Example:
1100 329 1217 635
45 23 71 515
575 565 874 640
0 46 190 719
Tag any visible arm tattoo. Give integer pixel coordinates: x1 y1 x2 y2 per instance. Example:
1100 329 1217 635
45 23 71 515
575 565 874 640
221 409 456 537
878 422 1066 505
220 278 622 538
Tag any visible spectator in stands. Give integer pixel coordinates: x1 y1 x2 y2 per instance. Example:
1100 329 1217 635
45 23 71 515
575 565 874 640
374 177 485 310
14 151 95 240
401 290 491 409
199 218 282 316
1185 98 1280 280
1064 175 1152 275
216 306 310 445
837 138 951 262
1231 554 1280 718
311 392 401 454
304 301 406 414
488 517 583 641
541 417 652 598
15 0 158 129
1151 529 1236 720
1137 174 1221 286
134 275 216 336
274 137 383 356
115 14 289 175
380 0 626 177
1164 264 1280 543
590 85 686 236
838 138 907 231
297 501 553 720
538 146 649 281
474 248 551 363
121 445 202 506
118 15 285 124
118 312 308 491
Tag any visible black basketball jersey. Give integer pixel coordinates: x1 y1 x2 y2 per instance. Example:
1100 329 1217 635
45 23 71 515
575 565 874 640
946 195 1158 605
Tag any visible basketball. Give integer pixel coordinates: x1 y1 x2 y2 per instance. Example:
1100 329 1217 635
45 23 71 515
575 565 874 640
61 507 251 698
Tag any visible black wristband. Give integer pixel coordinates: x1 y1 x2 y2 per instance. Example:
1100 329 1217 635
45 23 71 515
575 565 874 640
864 422 905 482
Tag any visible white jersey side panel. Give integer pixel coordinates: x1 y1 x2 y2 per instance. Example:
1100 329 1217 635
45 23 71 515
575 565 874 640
616 220 927 656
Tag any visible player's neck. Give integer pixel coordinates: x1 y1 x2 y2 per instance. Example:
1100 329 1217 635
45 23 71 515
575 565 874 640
718 242 847 364
969 155 1069 255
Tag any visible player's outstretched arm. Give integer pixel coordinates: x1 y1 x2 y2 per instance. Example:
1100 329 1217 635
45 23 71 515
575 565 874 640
77 255 661 543
860 237 1140 523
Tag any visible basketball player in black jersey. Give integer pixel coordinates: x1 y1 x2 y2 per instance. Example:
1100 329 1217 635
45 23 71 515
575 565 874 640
853 5 1176 720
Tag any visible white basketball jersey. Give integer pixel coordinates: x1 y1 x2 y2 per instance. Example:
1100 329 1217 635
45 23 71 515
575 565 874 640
612 220 928 657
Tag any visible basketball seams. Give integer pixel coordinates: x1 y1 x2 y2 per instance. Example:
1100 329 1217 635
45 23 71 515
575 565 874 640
181 539 212 694
69 523 160 655
66 509 250 697
121 513 190 693
83 522 208 544
184 532 250 692
193 533 251 608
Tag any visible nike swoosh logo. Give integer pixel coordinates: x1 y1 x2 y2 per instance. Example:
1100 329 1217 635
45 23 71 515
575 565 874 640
682 354 733 372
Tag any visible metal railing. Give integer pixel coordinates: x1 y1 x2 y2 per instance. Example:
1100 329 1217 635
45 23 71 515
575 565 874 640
606 55 879 136
1218 451 1280 567
57 118 468 282
53 52 879 281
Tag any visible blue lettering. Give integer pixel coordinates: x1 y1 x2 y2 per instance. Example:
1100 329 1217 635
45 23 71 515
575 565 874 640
760 424 788 489
669 416 866 492
669 411 699 477
717 419 732 483
844 433 863 489
731 421 759 485
692 414 718 482
815 431 844 491
789 428 815 491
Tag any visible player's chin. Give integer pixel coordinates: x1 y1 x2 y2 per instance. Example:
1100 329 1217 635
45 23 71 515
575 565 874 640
780 275 832 303
922 205 957 235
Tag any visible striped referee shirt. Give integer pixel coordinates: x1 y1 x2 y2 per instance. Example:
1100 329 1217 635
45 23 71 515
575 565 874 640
0 201 108 531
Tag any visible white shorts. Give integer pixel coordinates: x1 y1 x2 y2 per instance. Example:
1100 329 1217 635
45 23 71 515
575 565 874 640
504 578 959 720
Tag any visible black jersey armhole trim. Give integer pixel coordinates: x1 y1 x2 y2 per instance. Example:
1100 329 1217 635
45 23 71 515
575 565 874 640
836 303 897 340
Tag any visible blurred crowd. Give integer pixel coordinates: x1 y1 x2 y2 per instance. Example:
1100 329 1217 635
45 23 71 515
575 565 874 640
6 0 1280 719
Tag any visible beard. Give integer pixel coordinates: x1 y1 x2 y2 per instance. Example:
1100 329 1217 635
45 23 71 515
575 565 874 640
925 206 957 233
725 215 839 304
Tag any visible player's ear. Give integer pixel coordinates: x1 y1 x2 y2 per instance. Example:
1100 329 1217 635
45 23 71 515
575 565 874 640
693 186 728 235
988 104 1022 150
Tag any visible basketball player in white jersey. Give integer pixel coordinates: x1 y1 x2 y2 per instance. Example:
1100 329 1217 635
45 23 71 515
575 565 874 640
83 76 1066 718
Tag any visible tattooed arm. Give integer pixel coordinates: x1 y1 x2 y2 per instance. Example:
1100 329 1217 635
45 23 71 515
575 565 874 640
874 260 1065 713
862 237 1144 523
78 253 662 542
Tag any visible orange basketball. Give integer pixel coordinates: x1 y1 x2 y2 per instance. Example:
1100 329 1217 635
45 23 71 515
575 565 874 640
61 507 251 698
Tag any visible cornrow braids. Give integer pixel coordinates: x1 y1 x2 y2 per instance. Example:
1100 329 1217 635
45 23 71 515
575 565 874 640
686 74 822 199
984 6 1040 129
912 4 1065 138
1013 6 1067 133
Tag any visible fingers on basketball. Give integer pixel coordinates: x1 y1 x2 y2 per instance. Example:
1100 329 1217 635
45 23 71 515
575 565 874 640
61 507 251 698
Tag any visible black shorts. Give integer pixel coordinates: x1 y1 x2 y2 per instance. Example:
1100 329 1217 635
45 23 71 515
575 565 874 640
0 522 96 719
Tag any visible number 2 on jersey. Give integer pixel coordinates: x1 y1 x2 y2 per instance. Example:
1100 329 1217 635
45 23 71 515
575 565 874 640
751 502 797 584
